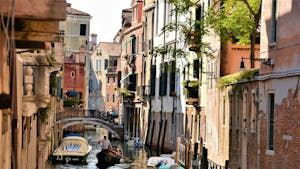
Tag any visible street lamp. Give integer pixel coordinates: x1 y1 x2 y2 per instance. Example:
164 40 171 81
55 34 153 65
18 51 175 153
240 57 274 70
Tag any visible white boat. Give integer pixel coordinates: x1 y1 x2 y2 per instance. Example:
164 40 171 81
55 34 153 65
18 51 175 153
126 137 144 147
147 156 175 167
126 139 136 147
51 136 92 164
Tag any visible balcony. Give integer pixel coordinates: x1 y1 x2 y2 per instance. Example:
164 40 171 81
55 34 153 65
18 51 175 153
183 80 199 105
137 85 150 97
107 67 117 74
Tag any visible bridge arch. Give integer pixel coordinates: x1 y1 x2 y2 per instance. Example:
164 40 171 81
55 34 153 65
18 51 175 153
58 118 124 139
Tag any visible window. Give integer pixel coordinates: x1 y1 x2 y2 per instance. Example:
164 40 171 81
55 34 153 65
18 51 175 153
270 0 277 43
169 61 176 96
251 91 257 130
104 59 108 69
117 71 121 88
193 59 199 79
159 62 168 96
109 56 118 67
150 65 156 96
112 94 115 102
96 60 99 71
71 71 76 78
107 94 109 102
80 24 87 36
268 93 275 150
131 36 137 55
113 76 115 84
107 76 110 84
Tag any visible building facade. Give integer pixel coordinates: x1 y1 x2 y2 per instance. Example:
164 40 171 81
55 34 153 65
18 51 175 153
60 3 91 111
90 41 121 122
120 0 146 141
258 0 300 168
0 0 66 168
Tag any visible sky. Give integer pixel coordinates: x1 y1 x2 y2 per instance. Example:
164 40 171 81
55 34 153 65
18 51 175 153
67 0 132 42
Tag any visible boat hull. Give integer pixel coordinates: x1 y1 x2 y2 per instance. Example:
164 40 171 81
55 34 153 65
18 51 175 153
50 155 88 165
96 149 121 169
51 136 92 165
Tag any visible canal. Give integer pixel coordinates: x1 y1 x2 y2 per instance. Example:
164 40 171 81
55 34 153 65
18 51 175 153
46 128 151 169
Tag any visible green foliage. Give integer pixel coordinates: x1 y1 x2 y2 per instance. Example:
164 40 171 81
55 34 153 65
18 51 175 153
46 51 59 66
120 88 132 97
207 0 261 44
217 69 259 89
38 104 52 123
182 80 199 88
64 98 83 107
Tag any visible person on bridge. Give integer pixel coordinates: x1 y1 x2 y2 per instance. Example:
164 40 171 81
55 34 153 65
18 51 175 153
100 136 111 153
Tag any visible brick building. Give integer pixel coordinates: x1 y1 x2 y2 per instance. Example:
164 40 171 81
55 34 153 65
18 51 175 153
258 0 300 168
120 0 145 141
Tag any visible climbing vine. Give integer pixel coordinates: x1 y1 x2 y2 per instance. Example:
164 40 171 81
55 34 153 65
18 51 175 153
217 69 259 89
38 103 52 123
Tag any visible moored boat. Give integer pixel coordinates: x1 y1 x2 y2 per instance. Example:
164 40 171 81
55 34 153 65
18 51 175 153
96 148 122 169
51 136 92 165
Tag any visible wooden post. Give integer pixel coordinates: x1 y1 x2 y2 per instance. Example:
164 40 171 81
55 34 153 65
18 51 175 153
201 147 208 169
176 137 181 162
225 160 229 169
192 142 199 169
185 140 190 169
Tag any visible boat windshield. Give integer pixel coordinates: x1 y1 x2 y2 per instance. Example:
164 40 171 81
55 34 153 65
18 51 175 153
63 143 82 151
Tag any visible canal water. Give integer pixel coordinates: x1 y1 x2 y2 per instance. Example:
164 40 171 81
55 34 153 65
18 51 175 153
46 128 152 169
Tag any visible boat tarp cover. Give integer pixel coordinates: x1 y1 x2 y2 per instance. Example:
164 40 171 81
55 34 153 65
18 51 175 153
53 136 91 156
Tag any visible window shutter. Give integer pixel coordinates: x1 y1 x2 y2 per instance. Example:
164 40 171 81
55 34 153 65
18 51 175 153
150 65 156 96
159 62 168 96
128 73 137 91
57 77 62 99
104 59 108 69
169 61 176 96
117 71 121 88
193 59 199 79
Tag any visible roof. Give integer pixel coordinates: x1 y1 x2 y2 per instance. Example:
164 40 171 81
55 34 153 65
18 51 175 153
66 4 90 16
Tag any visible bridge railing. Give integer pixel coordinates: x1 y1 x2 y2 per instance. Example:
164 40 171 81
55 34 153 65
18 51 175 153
56 109 123 128
56 107 84 121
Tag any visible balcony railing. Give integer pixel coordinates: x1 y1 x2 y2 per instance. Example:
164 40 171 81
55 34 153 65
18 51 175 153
137 85 150 97
184 86 199 105
107 67 117 73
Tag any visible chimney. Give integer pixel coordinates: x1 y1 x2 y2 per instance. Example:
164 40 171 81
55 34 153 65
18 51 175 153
91 33 97 45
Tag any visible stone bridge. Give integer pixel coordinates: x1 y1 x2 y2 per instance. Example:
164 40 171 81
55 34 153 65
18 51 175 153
56 109 124 139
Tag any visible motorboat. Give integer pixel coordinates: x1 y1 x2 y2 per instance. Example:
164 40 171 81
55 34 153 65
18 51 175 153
147 156 176 167
51 136 92 164
126 137 144 147
96 148 122 169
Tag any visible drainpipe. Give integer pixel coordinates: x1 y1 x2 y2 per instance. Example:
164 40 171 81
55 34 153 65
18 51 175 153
257 114 261 169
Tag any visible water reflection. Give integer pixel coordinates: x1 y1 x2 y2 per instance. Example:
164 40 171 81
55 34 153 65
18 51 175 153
47 129 151 169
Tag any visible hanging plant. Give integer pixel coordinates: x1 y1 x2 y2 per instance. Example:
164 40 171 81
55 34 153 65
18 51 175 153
217 69 259 89
182 80 199 88
120 88 132 97
38 104 52 123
